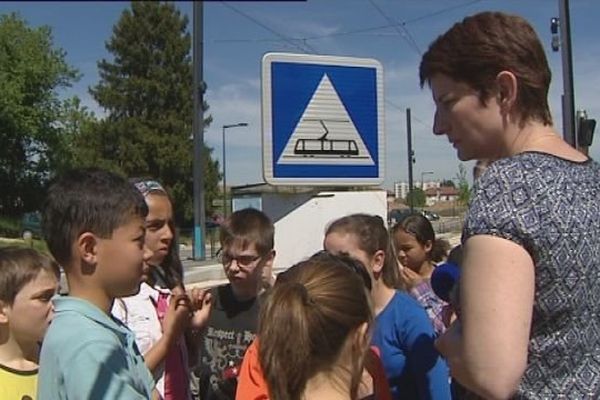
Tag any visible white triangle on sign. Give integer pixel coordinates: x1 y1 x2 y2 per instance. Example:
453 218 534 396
277 74 375 166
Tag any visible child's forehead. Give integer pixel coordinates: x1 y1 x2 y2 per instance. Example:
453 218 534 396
222 238 259 254
121 214 146 229
18 268 59 293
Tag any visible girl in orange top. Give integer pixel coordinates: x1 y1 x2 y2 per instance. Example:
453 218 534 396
236 253 391 400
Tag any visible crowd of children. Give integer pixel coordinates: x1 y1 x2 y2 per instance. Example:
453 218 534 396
1 166 457 400
3 9 600 400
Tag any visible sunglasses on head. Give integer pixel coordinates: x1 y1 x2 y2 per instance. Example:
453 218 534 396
134 180 167 197
314 250 372 291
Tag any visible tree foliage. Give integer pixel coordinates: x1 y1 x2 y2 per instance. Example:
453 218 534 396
83 2 219 222
456 164 471 206
405 187 426 208
0 13 80 213
53 96 98 174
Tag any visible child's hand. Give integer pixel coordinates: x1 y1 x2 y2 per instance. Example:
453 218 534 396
162 293 190 340
448 283 461 319
441 304 456 328
188 288 213 330
435 319 462 360
400 265 424 289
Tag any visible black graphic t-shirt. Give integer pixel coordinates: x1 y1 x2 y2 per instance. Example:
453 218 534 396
197 284 261 400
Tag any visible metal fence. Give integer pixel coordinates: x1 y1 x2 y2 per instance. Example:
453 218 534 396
431 216 464 234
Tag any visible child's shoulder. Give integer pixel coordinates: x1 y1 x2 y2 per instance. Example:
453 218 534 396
210 284 260 319
45 297 127 348
0 362 38 376
391 290 424 310
0 363 37 398
43 315 116 362
382 291 431 323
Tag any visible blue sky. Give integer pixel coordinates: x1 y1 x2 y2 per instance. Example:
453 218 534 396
2 0 599 189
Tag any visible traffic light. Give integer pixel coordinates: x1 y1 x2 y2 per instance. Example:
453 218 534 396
550 17 559 34
577 110 596 147
550 17 560 52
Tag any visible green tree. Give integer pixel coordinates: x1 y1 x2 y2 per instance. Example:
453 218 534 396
85 2 219 222
405 187 426 208
53 96 98 174
0 13 80 213
456 164 470 205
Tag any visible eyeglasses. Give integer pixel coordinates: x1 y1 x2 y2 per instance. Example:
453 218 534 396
216 249 263 267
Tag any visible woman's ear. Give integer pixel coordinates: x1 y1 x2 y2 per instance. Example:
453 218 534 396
495 70 518 113
0 300 9 324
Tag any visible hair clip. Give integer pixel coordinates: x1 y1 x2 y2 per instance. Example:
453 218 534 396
134 180 166 197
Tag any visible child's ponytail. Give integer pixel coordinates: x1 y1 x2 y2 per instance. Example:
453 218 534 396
259 282 314 400
258 253 372 400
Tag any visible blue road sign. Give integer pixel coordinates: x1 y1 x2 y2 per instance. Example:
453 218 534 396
262 53 384 185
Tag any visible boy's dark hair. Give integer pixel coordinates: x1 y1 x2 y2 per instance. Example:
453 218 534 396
219 208 274 256
0 247 60 305
419 11 552 126
42 168 148 266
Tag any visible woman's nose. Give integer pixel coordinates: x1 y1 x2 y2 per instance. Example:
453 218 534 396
433 109 448 136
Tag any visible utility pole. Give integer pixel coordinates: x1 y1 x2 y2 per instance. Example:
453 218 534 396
552 0 576 147
552 2 597 152
192 1 206 260
406 108 414 212
576 109 597 156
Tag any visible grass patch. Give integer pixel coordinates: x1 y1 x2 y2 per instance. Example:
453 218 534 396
0 237 49 255
0 215 21 238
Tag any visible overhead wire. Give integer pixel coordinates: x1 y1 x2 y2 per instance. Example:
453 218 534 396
210 0 484 45
216 0 467 148
401 0 484 25
367 0 430 132
218 1 318 54
367 0 422 55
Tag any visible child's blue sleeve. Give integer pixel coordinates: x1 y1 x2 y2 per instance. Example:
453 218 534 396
405 309 452 400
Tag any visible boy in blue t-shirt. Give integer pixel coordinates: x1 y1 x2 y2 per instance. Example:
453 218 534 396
38 168 157 399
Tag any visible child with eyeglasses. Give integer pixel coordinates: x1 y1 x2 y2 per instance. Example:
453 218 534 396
193 208 275 400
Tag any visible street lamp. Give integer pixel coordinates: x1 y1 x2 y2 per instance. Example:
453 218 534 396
421 171 434 191
222 122 248 217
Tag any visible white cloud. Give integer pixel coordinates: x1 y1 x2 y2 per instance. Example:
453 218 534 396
272 19 340 39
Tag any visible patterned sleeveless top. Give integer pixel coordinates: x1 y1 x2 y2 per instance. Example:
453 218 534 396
463 152 600 399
